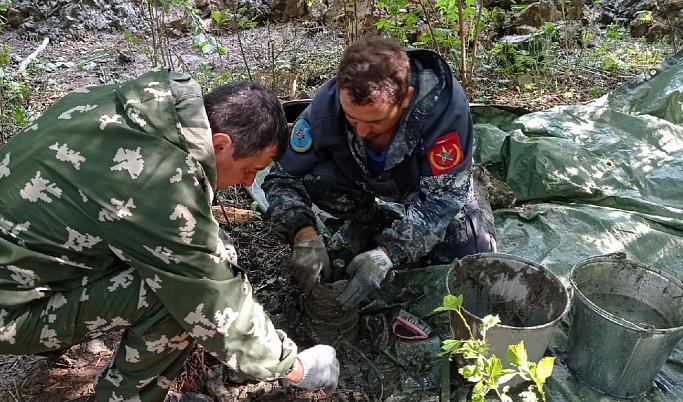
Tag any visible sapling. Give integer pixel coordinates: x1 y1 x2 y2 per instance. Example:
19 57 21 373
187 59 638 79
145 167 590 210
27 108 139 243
435 294 554 402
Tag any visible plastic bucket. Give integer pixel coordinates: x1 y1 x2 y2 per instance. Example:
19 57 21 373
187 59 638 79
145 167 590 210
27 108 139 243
567 253 683 398
282 99 311 124
447 253 570 386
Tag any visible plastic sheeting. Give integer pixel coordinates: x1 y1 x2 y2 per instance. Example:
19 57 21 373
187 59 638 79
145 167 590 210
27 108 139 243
473 48 683 401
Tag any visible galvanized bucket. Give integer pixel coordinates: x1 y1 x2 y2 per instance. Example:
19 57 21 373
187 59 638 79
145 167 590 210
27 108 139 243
447 253 570 386
567 253 683 398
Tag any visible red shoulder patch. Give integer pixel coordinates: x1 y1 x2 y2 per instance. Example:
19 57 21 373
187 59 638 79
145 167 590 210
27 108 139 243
427 131 464 175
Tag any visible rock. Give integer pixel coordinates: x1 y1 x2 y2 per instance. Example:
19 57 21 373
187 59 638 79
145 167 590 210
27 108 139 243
474 165 516 210
7 0 145 40
598 10 616 25
117 51 135 64
55 61 76 68
646 21 671 42
513 0 562 28
499 33 534 51
513 24 538 35
630 17 650 38
79 338 110 355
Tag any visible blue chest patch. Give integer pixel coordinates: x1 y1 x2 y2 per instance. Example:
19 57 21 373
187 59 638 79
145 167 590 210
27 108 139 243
290 118 312 152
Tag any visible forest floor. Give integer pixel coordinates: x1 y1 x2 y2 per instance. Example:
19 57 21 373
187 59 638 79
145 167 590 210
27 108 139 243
0 17 679 402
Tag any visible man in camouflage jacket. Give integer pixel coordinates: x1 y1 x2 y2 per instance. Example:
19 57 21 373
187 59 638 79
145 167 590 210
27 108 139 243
262 36 497 309
0 69 339 401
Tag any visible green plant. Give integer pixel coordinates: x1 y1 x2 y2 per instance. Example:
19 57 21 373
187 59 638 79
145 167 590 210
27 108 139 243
0 0 10 29
374 0 489 87
634 10 653 24
0 1 36 143
435 294 555 402
132 0 227 69
606 24 627 40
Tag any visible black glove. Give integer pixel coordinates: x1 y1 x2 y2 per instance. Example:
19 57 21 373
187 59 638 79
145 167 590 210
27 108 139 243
287 345 340 393
337 248 393 310
291 238 331 295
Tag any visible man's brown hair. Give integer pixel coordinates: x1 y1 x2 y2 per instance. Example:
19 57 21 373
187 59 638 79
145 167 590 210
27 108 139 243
337 35 410 106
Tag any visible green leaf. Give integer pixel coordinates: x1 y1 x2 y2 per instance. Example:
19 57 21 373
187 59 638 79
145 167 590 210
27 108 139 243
210 10 223 22
440 338 462 355
480 314 500 333
460 364 482 382
520 389 539 402
507 341 527 366
498 372 517 385
535 356 555 382
485 355 504 378
13 107 27 125
434 294 463 312
472 382 486 402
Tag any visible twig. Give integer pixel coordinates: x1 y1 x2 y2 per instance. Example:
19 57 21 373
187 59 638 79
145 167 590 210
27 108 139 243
234 16 253 81
18 37 50 72
468 0 484 80
9 355 23 371
13 379 22 402
456 0 468 87
339 341 384 401
417 0 440 54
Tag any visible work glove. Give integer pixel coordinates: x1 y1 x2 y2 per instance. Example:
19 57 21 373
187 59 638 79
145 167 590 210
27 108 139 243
218 228 238 265
337 248 393 310
287 345 340 392
292 238 331 295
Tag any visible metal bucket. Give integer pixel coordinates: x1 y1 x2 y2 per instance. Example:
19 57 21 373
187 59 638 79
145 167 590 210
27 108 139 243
567 253 683 398
447 253 570 386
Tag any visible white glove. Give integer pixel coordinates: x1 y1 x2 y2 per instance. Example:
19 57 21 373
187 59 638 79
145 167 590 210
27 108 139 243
218 228 238 265
288 345 340 392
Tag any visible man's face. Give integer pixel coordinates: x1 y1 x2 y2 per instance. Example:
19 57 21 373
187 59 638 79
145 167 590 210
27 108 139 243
213 133 277 187
339 88 413 142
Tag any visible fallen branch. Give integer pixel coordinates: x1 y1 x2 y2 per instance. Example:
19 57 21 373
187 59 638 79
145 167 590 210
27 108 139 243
211 205 255 225
18 37 50 72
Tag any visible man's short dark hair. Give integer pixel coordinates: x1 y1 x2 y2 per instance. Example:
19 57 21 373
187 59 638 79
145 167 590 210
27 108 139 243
337 35 410 106
204 81 288 160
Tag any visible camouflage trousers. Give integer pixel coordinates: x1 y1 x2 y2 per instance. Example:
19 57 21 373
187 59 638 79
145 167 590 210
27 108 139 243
302 160 497 267
0 267 193 402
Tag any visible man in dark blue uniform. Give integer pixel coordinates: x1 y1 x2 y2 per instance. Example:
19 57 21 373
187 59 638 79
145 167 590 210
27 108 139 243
262 36 496 309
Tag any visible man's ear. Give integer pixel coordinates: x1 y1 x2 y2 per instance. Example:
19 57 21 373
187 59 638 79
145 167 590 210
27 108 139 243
212 132 233 155
401 87 414 109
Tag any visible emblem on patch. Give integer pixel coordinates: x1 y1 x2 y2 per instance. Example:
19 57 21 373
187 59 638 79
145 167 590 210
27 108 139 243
290 118 312 152
427 131 464 175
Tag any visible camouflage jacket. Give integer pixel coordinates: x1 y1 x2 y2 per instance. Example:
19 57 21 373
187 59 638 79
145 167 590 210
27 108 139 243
0 70 297 380
264 49 474 266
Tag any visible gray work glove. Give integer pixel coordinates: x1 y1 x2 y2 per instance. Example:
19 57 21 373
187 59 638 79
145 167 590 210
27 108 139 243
292 238 331 295
287 345 340 392
337 248 393 310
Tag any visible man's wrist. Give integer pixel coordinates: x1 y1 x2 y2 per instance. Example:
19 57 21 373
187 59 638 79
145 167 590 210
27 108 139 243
284 358 304 383
293 226 319 243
